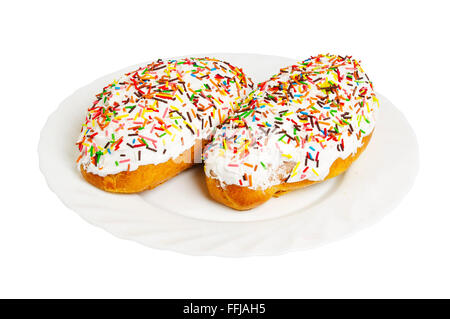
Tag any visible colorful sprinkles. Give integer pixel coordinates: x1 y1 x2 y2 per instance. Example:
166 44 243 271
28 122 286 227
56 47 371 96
76 57 254 176
203 54 379 190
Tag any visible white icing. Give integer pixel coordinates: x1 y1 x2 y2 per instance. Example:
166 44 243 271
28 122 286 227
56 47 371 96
76 57 254 176
203 54 379 190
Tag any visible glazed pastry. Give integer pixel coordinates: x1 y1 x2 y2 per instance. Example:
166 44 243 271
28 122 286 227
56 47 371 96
76 57 254 193
203 54 379 210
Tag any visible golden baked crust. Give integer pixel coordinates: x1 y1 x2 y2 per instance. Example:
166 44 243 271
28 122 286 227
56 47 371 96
82 131 372 203
80 140 204 193
205 132 373 210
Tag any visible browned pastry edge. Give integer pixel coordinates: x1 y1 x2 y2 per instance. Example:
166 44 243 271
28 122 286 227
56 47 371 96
205 132 373 210
80 140 204 193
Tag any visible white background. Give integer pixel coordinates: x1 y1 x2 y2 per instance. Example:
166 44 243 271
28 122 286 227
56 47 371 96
1 0 449 298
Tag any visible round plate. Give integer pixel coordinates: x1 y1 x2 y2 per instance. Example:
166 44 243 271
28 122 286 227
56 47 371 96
38 53 419 257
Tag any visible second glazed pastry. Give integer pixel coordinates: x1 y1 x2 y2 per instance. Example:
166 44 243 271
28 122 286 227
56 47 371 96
203 54 379 210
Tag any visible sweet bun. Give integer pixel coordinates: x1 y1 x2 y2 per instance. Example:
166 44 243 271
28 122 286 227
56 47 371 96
203 54 379 210
76 57 254 193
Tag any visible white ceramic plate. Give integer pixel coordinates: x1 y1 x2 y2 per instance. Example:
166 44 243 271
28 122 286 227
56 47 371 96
38 53 419 257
